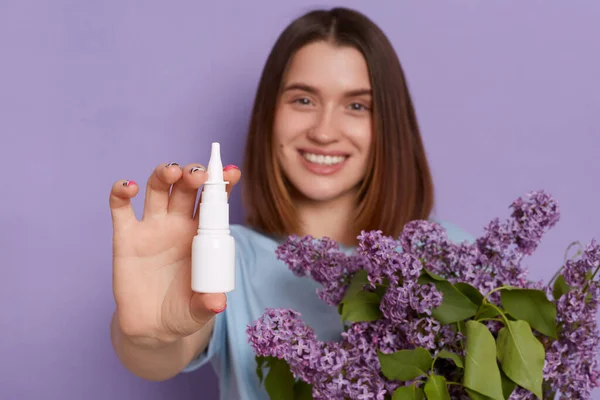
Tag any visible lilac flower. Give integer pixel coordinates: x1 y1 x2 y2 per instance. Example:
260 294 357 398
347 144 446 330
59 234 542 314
543 285 600 398
563 240 600 288
509 190 560 255
246 308 316 359
357 230 405 286
275 235 365 305
379 281 442 324
247 191 600 399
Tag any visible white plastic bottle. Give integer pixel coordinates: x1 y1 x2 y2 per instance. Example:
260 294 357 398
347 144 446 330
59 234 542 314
191 142 235 293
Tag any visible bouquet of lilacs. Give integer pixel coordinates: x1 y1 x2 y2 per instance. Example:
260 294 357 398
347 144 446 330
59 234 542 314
246 191 600 399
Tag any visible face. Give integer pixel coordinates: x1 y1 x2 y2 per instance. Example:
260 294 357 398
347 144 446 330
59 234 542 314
273 41 373 204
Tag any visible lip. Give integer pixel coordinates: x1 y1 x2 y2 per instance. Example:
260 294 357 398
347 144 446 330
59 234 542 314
297 149 348 176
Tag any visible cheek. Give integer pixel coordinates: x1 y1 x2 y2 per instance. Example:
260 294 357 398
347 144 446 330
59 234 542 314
273 109 298 146
344 118 373 154
276 105 317 140
272 125 295 165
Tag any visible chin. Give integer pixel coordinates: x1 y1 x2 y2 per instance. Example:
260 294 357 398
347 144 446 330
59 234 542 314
291 179 358 203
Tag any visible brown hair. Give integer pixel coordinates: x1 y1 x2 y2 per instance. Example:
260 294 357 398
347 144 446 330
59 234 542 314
241 7 434 240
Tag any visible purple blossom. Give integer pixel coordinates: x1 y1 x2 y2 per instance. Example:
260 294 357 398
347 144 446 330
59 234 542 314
356 230 416 287
379 281 442 324
563 240 600 288
247 191 600 399
275 235 365 305
543 285 600 398
509 190 560 255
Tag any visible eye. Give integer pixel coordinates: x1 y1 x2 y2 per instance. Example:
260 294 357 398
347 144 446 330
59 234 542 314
349 102 369 111
293 97 312 106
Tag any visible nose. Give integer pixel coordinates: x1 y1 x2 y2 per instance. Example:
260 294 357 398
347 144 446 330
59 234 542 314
306 107 341 144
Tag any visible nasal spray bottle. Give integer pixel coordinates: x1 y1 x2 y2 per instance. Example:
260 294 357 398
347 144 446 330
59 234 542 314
191 142 235 293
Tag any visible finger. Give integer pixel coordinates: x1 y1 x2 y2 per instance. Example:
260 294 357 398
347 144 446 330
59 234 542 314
142 162 182 220
109 180 139 228
189 292 227 327
168 164 207 217
194 165 241 221
223 165 241 198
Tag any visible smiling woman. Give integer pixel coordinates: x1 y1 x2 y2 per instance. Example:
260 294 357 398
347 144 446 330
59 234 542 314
109 7 462 400
242 10 434 244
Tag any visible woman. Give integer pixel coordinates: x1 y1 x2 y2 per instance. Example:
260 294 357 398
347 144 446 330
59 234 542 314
109 7 472 399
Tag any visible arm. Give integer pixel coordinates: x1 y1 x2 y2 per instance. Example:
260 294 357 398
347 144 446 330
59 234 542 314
110 310 214 381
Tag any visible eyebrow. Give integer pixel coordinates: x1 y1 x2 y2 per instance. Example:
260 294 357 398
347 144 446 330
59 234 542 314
282 83 372 97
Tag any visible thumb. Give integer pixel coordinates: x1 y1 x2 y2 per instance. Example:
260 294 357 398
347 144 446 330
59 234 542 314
190 292 227 326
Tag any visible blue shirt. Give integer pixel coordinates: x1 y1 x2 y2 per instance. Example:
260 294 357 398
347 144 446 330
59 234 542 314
182 222 474 399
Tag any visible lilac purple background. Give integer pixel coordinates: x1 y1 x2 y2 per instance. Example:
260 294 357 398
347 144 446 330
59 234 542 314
1 1 598 399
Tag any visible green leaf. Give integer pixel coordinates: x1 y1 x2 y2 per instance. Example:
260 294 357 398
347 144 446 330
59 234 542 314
418 275 479 324
341 269 370 303
454 282 484 304
496 320 545 399
543 380 556 400
422 268 446 281
374 284 388 299
457 283 501 319
339 270 384 322
255 355 268 383
456 320 467 335
293 380 313 400
423 375 451 400
378 348 432 381
463 321 504 400
392 385 425 400
263 357 295 400
436 349 464 368
500 369 516 399
341 290 382 322
454 283 498 319
465 389 495 400
500 288 558 339
552 275 571 300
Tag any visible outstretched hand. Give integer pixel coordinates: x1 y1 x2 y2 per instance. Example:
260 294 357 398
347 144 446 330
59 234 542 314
109 161 241 345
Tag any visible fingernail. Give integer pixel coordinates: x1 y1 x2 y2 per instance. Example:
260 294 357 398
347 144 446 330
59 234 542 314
190 166 205 174
123 180 136 187
211 304 227 314
166 162 179 167
223 165 238 171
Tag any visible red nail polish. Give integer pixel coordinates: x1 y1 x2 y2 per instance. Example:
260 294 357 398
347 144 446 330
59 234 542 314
211 304 227 314
123 180 136 187
223 165 239 171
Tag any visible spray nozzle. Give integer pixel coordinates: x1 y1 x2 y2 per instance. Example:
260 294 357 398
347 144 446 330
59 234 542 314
206 142 228 185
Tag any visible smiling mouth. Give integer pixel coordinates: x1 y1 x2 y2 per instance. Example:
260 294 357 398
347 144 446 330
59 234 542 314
299 150 349 166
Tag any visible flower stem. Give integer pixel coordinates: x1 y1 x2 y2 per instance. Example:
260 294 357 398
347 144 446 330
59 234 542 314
476 317 504 323
431 353 439 372
582 264 600 293
474 285 512 319
549 240 584 287
483 303 511 326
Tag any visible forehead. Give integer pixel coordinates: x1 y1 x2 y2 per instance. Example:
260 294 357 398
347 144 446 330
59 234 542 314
282 41 371 91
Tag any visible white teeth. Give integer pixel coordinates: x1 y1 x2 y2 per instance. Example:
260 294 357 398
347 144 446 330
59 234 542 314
302 152 346 165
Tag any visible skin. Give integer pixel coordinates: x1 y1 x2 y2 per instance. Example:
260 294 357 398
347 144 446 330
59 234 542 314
274 41 373 245
109 40 374 380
